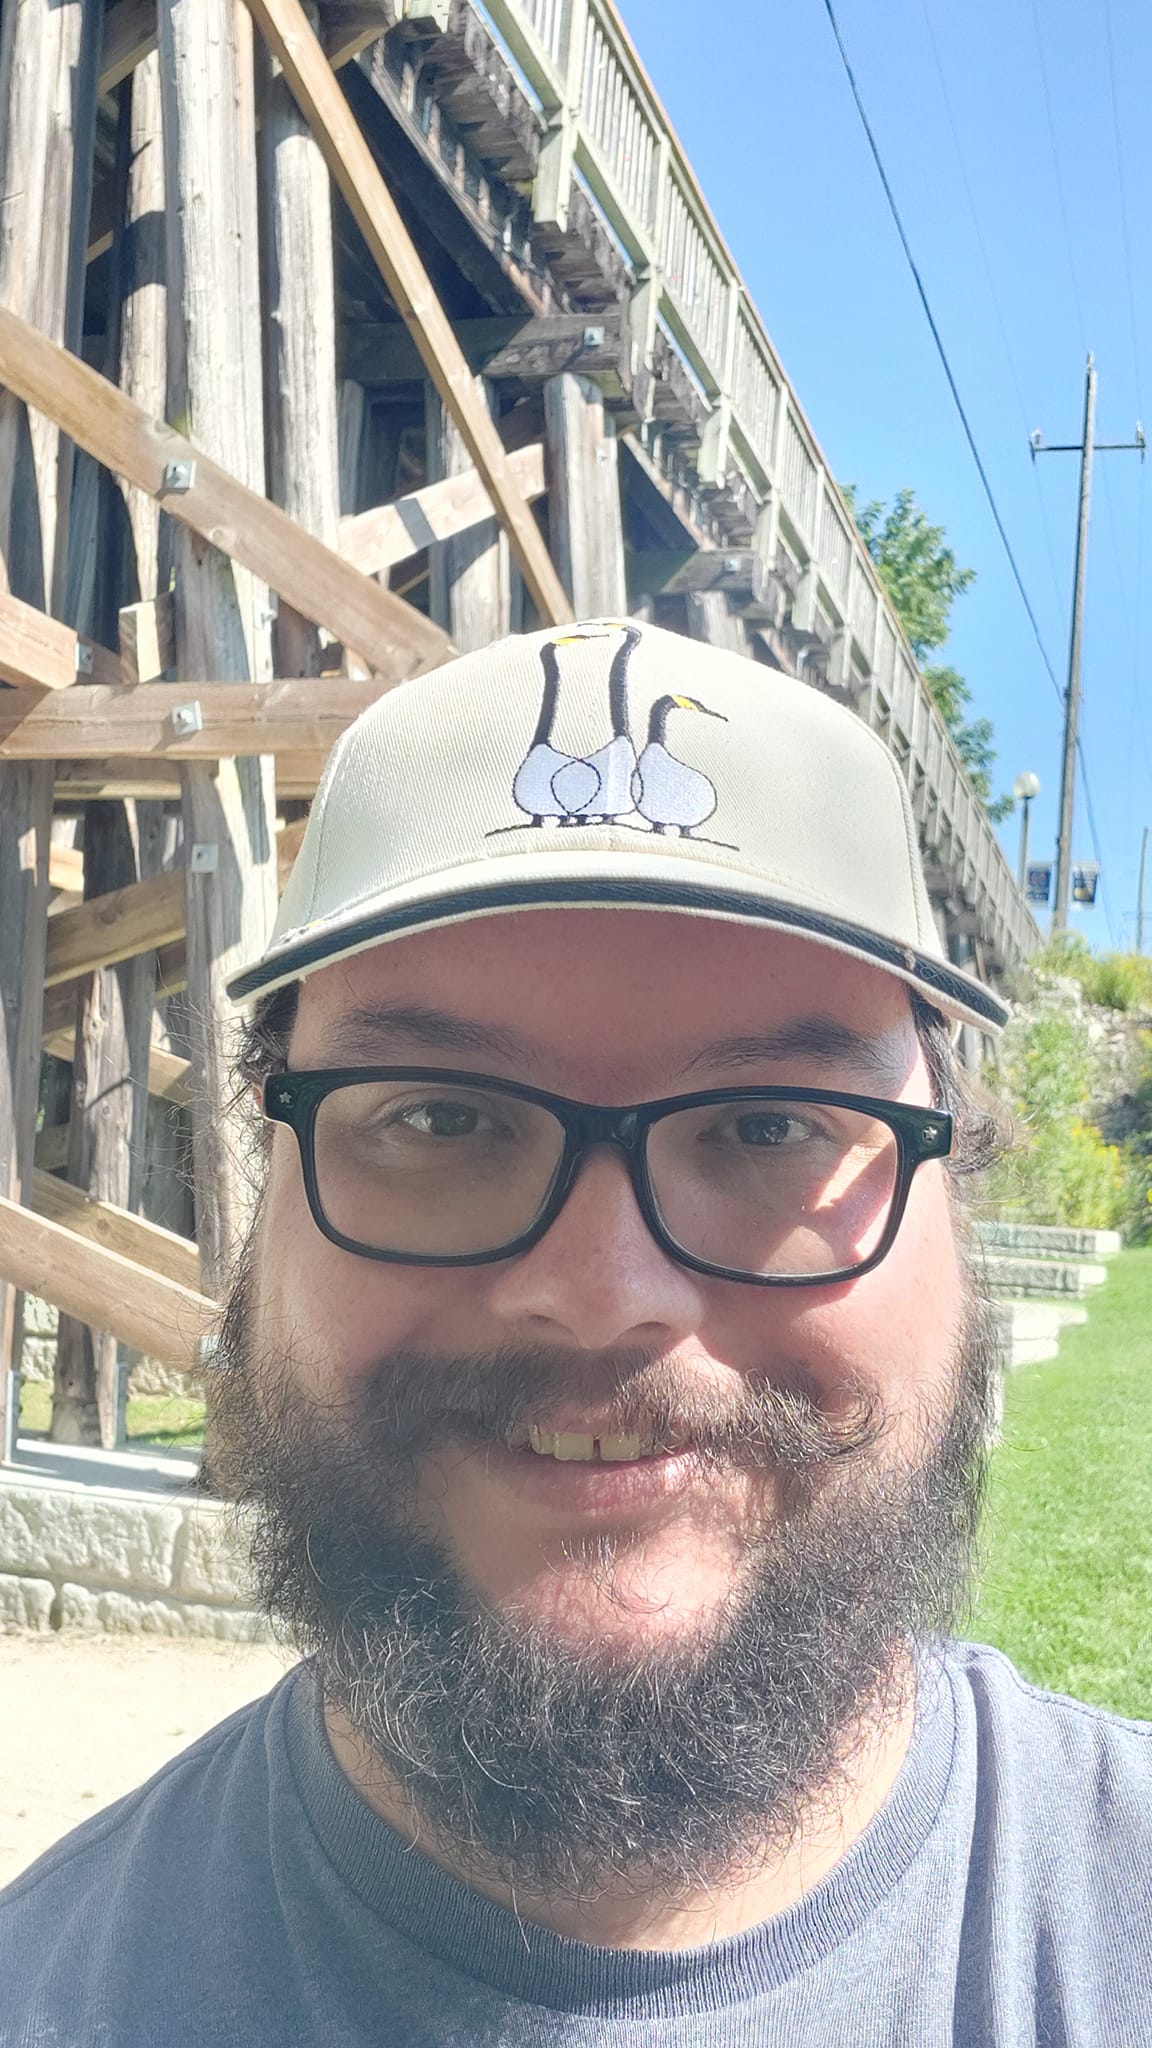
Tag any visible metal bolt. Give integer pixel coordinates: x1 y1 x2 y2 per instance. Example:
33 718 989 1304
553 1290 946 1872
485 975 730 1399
582 325 606 349
161 459 196 494
189 842 219 873
170 700 203 737
74 642 94 675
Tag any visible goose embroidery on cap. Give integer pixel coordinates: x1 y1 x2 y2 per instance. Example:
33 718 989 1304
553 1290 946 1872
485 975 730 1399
492 625 734 846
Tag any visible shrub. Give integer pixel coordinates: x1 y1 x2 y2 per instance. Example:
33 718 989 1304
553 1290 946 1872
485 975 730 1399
986 1006 1129 1231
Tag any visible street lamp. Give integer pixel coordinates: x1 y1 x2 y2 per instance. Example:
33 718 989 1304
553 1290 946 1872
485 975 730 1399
1013 772 1041 891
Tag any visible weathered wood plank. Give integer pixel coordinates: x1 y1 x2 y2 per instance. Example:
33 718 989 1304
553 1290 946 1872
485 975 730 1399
0 677 380 759
339 441 544 577
0 1191 215 1370
98 0 159 93
544 373 627 616
53 758 326 800
118 591 176 684
0 588 85 690
0 304 452 679
0 0 102 1453
427 375 514 653
96 0 392 99
31 1169 200 1292
43 871 187 988
52 804 156 1445
259 2 343 678
42 941 188 1043
241 0 573 627
341 313 631 394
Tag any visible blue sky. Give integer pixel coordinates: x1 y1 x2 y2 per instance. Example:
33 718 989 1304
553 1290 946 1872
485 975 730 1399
619 0 1151 950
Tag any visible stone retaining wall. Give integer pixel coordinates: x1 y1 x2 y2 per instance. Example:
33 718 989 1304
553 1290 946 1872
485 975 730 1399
0 1475 269 1640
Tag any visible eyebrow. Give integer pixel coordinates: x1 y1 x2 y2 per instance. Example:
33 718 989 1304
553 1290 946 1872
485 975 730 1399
320 1002 537 1066
681 1018 902 1082
321 1004 902 1086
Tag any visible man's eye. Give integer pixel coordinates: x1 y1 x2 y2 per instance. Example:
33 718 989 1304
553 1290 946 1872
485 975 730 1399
731 1112 814 1148
395 1099 490 1139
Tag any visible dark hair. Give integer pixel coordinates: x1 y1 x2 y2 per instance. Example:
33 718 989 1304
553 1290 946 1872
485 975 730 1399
234 974 1005 1190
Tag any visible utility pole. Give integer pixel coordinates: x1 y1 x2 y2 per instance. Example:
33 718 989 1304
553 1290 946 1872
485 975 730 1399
1031 355 1144 935
1138 825 1148 955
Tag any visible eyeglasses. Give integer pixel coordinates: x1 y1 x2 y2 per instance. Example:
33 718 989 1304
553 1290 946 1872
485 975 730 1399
263 1068 952 1287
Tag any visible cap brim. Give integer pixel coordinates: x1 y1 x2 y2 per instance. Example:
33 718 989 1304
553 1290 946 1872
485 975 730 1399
227 848 1009 1031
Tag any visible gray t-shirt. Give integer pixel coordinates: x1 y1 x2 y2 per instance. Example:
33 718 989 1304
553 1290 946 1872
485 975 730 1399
2 1638 1150 2045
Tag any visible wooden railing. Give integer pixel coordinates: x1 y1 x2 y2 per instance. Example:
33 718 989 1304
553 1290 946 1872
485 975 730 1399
479 0 1039 974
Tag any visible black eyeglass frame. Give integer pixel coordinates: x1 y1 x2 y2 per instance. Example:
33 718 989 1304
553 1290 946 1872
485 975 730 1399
262 1067 953 1288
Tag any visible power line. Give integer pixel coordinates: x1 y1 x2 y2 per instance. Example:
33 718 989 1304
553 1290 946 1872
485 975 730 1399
820 0 1122 943
819 0 1062 703
1103 0 1145 420
916 0 1067 626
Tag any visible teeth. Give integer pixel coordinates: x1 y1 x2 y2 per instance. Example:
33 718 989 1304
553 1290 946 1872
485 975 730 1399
597 1432 643 1462
553 1432 597 1461
524 1426 649 1462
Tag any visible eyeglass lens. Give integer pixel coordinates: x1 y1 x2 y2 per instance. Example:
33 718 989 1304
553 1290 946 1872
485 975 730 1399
311 1080 901 1278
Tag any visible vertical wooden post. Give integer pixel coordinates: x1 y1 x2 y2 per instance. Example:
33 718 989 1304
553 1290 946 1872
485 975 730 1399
52 807 154 1444
257 5 341 676
0 0 102 1457
51 55 171 1449
543 372 627 619
158 0 278 1296
684 591 749 658
426 376 513 652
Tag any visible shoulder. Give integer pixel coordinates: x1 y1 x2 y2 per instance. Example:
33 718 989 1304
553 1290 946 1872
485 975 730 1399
0 1663 301 1923
943 1638 1152 1850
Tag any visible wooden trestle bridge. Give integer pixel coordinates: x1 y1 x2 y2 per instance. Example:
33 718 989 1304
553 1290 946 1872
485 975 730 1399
0 0 1039 1459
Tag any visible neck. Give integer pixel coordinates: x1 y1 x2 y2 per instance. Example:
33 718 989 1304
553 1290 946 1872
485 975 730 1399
323 1646 917 1950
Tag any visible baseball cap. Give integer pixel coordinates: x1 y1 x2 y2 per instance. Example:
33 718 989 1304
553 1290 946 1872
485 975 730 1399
226 618 1008 1032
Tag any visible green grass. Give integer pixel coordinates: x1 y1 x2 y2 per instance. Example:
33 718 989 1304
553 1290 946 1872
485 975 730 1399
18 1380 206 1449
970 1246 1152 1721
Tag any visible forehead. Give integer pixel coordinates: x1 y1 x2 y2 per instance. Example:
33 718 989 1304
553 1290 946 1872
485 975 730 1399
292 911 919 1087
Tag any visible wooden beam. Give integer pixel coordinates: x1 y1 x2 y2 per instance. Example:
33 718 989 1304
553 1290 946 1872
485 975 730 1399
118 591 176 684
48 845 85 894
0 1191 214 1371
0 677 380 759
340 313 632 394
544 374 627 616
259 1 344 679
427 376 515 653
0 304 452 680
40 1022 192 1107
0 0 102 1454
0 588 106 691
339 442 545 577
43 871 187 988
321 1 390 68
240 0 573 627
53 758 326 801
42 941 188 1044
30 1170 200 1292
99 0 159 93
97 0 388 99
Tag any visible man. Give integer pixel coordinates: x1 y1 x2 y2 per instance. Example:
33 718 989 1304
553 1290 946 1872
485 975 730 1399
2 619 1150 2044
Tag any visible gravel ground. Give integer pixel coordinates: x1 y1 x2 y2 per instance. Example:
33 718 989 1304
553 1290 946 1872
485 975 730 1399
0 1634 295 1888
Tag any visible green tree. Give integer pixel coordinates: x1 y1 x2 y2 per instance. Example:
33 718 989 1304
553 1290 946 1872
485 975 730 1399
841 484 1012 820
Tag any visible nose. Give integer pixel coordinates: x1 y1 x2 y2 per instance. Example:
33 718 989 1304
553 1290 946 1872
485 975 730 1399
484 1144 708 1352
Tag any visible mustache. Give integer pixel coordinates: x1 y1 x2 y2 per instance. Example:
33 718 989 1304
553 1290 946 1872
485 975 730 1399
335 1343 892 1472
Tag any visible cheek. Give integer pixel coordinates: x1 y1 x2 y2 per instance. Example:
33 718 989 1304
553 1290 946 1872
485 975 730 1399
255 1134 497 1398
778 1166 963 1425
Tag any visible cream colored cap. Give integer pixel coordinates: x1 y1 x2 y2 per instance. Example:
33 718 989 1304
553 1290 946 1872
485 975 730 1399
227 618 1007 1031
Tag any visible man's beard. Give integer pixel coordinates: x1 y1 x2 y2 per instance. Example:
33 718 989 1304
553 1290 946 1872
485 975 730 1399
208 1249 997 1902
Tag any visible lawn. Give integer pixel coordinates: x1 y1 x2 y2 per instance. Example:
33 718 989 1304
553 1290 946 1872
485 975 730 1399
18 1380 206 1450
969 1246 1152 1722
